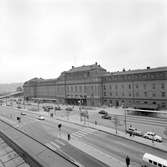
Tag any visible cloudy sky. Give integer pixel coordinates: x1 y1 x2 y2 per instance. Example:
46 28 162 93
0 0 167 83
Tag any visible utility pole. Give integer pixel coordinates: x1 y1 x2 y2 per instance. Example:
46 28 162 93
124 109 127 133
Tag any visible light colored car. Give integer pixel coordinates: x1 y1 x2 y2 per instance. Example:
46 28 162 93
21 112 26 116
37 115 45 120
144 132 162 142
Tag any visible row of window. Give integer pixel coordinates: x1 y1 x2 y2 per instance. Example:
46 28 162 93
103 72 165 82
103 91 166 97
104 83 165 90
66 85 99 93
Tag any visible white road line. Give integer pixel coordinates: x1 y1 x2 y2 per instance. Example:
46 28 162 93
50 141 61 149
45 143 57 151
54 139 66 146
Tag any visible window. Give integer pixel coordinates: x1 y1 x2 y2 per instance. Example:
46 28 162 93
152 83 156 89
153 102 156 104
129 84 131 89
103 85 106 90
135 84 138 88
79 86 82 92
115 85 118 89
152 93 156 97
144 91 147 97
161 83 165 89
161 92 165 97
129 93 131 97
158 163 162 167
110 85 112 89
84 86 87 93
136 92 139 97
104 92 106 96
110 92 112 96
149 160 152 163
143 84 146 89
75 86 77 92
153 161 157 165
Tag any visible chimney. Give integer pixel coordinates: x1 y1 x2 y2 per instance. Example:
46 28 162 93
123 68 126 72
95 62 98 65
72 66 74 69
147 66 150 70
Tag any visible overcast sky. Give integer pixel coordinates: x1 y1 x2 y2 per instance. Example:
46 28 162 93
0 0 167 83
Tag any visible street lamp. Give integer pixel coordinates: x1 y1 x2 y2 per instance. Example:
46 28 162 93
124 109 127 133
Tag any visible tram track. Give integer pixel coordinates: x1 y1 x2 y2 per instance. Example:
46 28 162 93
110 114 167 127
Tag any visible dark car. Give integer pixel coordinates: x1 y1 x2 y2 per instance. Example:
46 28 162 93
54 106 61 110
46 106 53 110
126 127 143 137
43 106 50 112
65 107 73 111
98 110 108 115
101 114 112 120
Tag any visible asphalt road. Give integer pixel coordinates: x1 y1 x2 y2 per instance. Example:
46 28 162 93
0 105 167 167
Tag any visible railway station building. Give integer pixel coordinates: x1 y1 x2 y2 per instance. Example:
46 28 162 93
23 63 167 110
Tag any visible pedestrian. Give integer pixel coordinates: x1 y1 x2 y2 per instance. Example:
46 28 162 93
67 133 71 141
125 155 130 167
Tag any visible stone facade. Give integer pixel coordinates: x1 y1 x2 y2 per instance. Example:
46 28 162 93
23 63 167 109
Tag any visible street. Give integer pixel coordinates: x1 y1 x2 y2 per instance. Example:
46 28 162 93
0 104 167 167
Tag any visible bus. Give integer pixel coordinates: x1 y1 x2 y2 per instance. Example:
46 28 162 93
143 153 167 167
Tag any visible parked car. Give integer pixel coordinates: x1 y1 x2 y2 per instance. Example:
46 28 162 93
54 106 61 110
126 128 143 137
98 110 108 115
101 114 112 120
20 112 26 116
65 107 73 111
37 115 45 120
144 132 162 142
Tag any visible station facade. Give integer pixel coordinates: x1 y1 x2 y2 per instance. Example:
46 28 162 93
23 63 167 110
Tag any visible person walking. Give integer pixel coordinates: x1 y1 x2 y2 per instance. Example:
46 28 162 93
125 155 130 167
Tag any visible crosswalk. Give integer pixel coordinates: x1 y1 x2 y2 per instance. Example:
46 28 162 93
71 127 97 140
45 127 97 151
45 138 66 151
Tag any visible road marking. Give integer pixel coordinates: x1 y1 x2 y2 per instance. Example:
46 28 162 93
54 139 66 146
50 141 61 149
45 143 57 151
71 127 97 139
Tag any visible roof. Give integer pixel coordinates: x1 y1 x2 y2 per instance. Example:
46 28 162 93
65 63 106 73
104 66 167 76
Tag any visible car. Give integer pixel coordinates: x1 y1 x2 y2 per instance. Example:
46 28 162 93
144 132 162 142
98 110 108 115
126 127 143 137
65 107 73 111
133 129 143 136
54 106 61 110
101 114 112 120
37 115 45 120
43 106 50 112
20 112 26 116
47 106 53 110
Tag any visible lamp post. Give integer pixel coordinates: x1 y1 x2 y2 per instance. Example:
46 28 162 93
124 109 127 133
